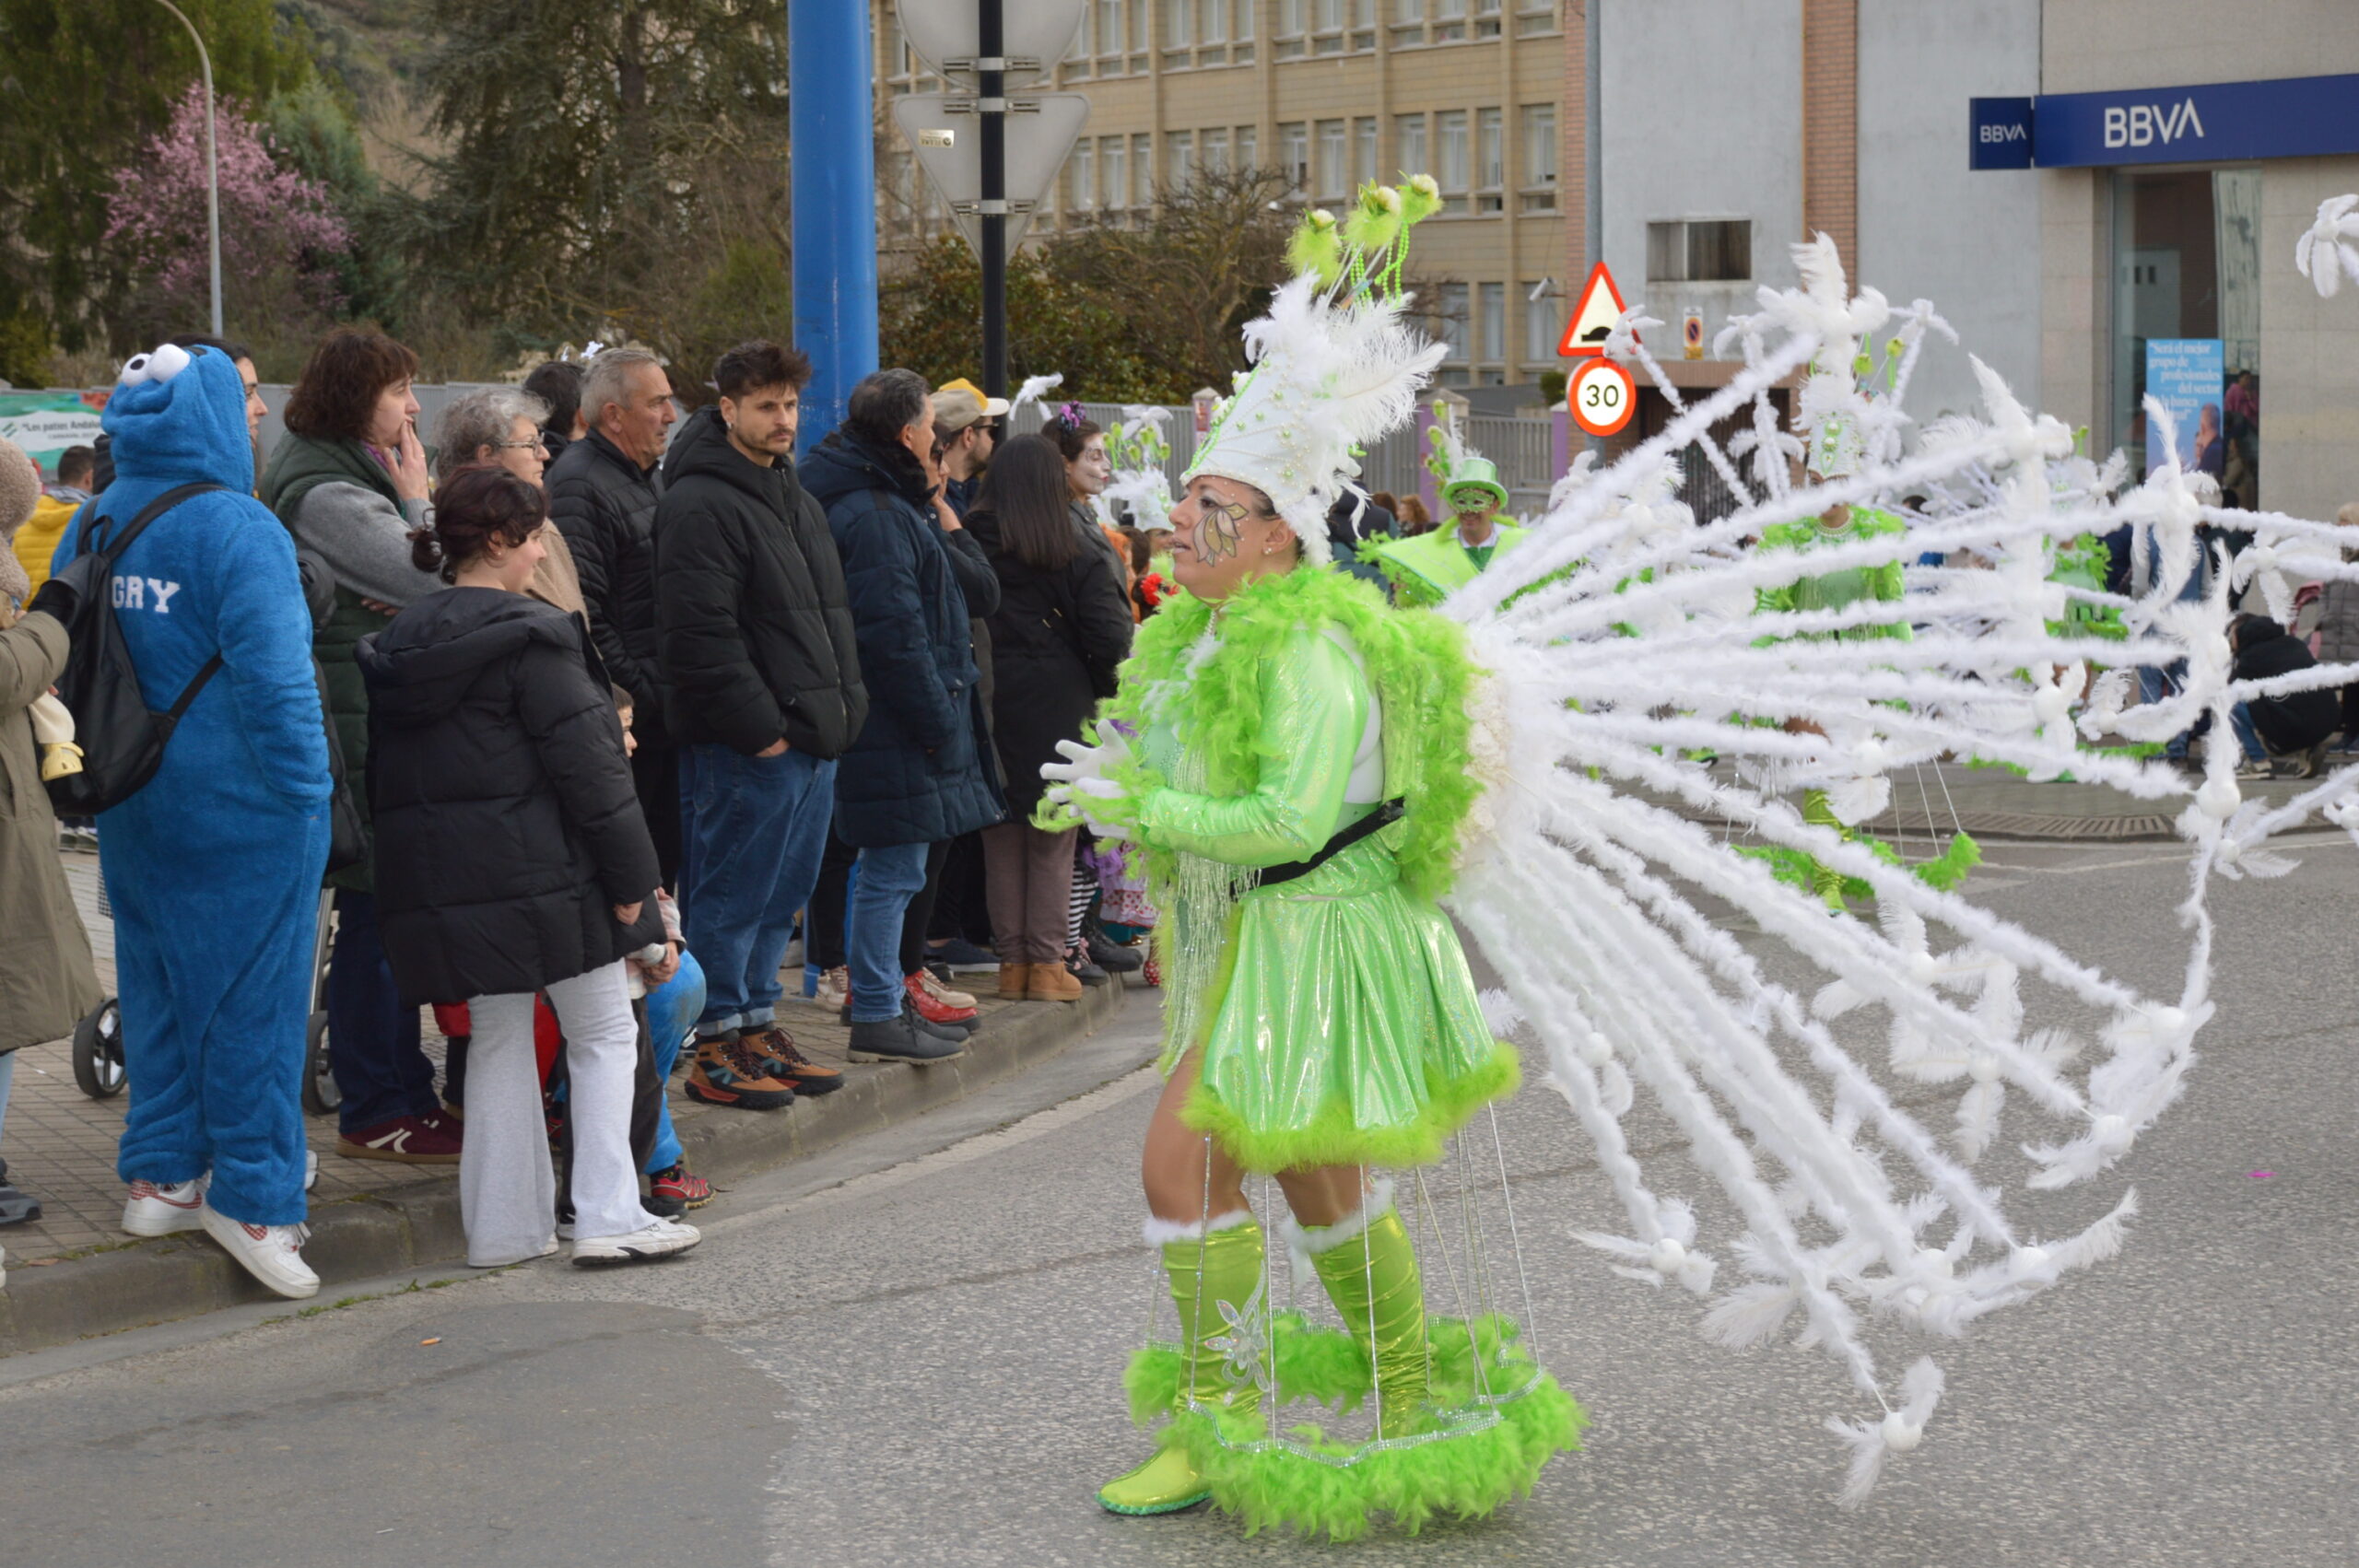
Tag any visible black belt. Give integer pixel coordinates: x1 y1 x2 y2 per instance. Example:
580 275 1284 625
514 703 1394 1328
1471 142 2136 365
1257 799 1405 889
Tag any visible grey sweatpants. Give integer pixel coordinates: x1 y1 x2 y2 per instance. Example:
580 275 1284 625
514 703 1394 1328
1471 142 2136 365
459 962 655 1267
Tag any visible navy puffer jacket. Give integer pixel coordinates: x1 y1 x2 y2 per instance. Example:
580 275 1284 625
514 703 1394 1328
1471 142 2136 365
800 427 1005 848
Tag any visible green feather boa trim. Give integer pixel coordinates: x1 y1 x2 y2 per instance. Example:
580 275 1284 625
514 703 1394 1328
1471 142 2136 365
1123 1313 1584 1539
1063 568 1483 906
1739 828 1981 899
1180 1042 1522 1174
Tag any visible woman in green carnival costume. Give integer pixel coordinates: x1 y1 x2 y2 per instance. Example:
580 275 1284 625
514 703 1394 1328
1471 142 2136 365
1751 417 1977 909
1042 181 1581 1539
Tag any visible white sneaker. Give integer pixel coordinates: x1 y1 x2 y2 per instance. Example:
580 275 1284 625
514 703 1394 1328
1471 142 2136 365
571 1217 700 1268
812 966 850 1010
123 1176 207 1237
199 1203 319 1299
305 1149 319 1192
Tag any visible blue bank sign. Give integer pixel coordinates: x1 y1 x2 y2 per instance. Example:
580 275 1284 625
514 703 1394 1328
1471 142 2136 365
1971 72 2359 170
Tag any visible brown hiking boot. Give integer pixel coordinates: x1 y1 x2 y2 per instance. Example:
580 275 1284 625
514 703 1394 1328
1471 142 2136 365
998 963 1029 1000
683 1032 795 1110
743 1025 844 1096
1026 962 1083 1002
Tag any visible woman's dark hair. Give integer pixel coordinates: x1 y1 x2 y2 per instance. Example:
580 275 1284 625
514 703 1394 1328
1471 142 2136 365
975 434 1080 572
283 328 420 443
1367 490 1399 517
522 359 584 439
412 463 546 583
1126 527 1153 574
1043 403 1102 464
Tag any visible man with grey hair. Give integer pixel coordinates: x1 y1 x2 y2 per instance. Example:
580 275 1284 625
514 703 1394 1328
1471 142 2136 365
800 369 1004 1064
547 346 681 875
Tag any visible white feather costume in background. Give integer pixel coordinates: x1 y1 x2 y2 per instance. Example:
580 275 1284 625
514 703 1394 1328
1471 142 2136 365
1097 404 1178 532
1422 234 2294 1504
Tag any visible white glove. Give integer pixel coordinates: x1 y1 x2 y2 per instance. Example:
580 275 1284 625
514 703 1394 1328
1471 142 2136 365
1040 732 1133 837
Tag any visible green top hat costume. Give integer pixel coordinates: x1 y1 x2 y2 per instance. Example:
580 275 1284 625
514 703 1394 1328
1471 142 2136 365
1043 181 1581 1539
1368 419 1530 608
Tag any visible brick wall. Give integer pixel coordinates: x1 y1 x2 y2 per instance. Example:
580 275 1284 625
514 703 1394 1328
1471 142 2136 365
1563 0 1586 275
1801 0 1857 270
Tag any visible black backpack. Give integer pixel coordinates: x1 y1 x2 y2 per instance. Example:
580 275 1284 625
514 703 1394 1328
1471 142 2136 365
40 481 227 814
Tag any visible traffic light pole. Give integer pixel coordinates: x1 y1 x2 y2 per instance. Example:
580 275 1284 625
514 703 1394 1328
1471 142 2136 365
978 0 1008 402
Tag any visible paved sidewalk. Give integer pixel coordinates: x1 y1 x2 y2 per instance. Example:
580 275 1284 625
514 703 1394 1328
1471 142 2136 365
1 849 1137 1352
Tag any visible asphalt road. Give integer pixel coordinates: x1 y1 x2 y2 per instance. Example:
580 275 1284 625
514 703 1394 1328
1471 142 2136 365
2 836 2351 1568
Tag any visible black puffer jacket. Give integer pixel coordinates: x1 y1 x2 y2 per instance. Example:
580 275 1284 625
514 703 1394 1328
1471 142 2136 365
546 429 665 739
2231 614 2339 755
966 506 1133 815
358 589 664 1005
655 407 869 756
801 427 1005 848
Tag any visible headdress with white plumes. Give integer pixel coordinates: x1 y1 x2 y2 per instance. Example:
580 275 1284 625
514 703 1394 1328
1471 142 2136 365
1183 179 1449 566
1102 405 1177 532
1010 372 1065 411
1414 230 2341 1505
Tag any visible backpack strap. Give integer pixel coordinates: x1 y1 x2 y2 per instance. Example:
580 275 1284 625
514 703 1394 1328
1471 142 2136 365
81 482 227 563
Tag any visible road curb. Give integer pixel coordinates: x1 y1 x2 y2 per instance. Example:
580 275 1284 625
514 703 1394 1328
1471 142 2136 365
0 977 1128 1358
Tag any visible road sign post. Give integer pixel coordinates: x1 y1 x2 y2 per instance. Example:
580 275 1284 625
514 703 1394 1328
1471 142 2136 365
895 0 1088 404
792 0 879 450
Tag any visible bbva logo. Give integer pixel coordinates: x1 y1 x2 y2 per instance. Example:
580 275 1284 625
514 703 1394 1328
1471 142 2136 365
1979 122 2028 144
2103 99 2206 148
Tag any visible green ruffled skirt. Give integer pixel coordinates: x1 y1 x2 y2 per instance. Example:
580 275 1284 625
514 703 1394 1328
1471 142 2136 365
1172 829 1520 1174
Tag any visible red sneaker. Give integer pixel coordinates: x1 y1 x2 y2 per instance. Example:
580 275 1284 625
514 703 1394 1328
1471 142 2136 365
649 1162 713 1211
335 1112 464 1164
905 971 978 1026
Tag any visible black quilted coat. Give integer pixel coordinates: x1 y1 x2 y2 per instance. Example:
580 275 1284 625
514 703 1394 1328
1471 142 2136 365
358 589 664 1004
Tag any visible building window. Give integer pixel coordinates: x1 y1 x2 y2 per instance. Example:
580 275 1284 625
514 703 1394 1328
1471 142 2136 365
1073 6 1094 71
1203 126 1230 173
1237 125 1258 170
1317 119 1348 202
1097 0 1123 65
1237 0 1255 40
1475 108 1504 213
1279 122 1310 192
1354 117 1378 191
1101 136 1127 216
1395 112 1427 181
1434 0 1468 41
1169 130 1195 188
1168 0 1193 47
1522 281 1559 363
1277 0 1306 53
1205 0 1228 43
1648 219 1753 282
1474 0 1504 38
1436 110 1470 211
1132 133 1155 207
1438 282 1471 362
1069 140 1096 213
1131 0 1150 53
1517 0 1557 35
1479 281 1506 363
1520 104 1557 211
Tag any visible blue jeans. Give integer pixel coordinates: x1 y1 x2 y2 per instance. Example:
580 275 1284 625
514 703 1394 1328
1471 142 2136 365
678 744 836 1038
846 841 931 1023
326 889 436 1134
2230 702 2266 762
2140 661 2192 759
641 950 704 1175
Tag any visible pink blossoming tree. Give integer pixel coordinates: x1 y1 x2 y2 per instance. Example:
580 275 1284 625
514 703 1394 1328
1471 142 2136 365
104 83 351 344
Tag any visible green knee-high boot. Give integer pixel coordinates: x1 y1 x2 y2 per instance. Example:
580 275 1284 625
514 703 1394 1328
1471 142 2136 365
1101 1216 1266 1515
1802 787 1851 911
1308 1206 1429 1439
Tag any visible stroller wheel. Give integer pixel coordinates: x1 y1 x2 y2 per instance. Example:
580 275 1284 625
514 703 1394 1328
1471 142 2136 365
301 1010 342 1117
72 998 125 1099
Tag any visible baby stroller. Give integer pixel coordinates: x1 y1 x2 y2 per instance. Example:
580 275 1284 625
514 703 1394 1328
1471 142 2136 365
73 884 342 1116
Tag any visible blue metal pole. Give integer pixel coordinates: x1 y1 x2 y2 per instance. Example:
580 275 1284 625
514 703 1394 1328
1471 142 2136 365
791 1 879 452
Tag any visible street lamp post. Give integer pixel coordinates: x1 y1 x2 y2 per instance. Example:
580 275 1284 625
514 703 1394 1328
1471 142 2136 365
151 0 223 338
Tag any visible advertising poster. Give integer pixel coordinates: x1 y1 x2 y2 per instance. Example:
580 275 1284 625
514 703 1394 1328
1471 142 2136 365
0 392 106 472
2143 337 2224 477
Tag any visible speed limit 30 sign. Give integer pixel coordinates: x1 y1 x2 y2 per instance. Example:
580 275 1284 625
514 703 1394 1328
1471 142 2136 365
1568 357 1635 439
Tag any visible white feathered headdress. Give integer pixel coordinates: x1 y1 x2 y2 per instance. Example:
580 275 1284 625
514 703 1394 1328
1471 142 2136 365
1182 186 1449 566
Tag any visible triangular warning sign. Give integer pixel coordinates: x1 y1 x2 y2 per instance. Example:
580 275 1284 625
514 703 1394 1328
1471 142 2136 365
1556 261 1629 357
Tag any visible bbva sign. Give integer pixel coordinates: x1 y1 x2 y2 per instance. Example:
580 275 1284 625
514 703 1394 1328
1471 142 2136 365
2103 99 2206 149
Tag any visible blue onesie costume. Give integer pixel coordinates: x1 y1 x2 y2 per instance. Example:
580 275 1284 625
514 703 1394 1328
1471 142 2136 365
58 349 334 1226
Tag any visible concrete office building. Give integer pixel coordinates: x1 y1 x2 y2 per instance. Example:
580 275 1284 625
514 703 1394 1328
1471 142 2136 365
874 1 1573 392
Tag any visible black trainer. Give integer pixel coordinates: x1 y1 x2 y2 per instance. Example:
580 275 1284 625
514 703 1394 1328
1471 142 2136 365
846 1009 968 1064
839 1000 971 1041
1086 930 1144 974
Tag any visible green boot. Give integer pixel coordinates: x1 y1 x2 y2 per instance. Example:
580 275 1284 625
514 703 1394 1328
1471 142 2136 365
1100 1216 1266 1516
1802 787 1851 912
1307 1203 1429 1439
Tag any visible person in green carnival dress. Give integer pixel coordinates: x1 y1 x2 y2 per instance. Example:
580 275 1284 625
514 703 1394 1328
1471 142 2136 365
1367 431 1531 607
1042 181 1581 1539
1751 420 1977 909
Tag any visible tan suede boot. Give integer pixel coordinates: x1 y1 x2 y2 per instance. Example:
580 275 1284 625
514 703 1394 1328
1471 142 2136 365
998 963 1030 1000
1027 961 1084 1002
